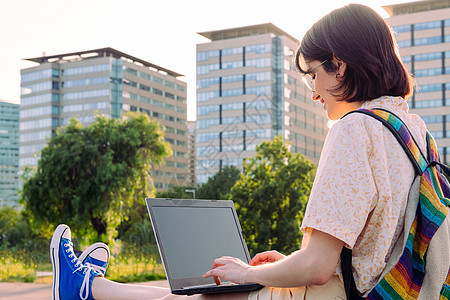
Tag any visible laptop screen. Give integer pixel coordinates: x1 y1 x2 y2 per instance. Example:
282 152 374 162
152 205 250 280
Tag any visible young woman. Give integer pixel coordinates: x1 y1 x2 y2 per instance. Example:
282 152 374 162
51 3 425 300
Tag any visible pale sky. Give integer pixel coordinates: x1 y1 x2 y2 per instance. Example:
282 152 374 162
0 0 415 120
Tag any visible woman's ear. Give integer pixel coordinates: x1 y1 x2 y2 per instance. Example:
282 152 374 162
332 54 347 80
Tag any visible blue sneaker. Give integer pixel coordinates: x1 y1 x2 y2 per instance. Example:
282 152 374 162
78 242 110 277
50 224 101 300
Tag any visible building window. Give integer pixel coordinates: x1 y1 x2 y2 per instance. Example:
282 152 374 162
165 92 175 100
415 52 442 62
415 67 442 77
20 105 59 119
124 67 138 76
139 83 151 92
417 83 442 93
62 102 109 113
63 64 109 76
421 115 443 124
197 50 220 62
20 118 52 130
398 40 412 47
246 43 271 54
414 20 441 31
62 77 109 88
414 99 442 108
196 63 220 75
62 89 109 100
414 36 442 46
20 130 51 142
21 69 58 83
123 79 137 88
222 47 243 56
21 81 52 95
392 24 411 34
222 60 243 70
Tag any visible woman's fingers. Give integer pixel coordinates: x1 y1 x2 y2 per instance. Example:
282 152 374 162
249 251 286 266
203 267 222 285
249 253 270 266
203 256 250 285
203 257 230 284
207 259 226 285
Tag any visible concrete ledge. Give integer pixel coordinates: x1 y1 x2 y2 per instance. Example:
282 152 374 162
0 280 169 300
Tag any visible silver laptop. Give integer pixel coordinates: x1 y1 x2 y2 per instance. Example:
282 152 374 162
145 198 263 295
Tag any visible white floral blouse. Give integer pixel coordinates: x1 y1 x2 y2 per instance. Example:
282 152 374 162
300 96 428 292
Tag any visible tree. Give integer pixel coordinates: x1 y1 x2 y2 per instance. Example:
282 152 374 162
155 185 196 199
20 112 171 244
153 166 241 200
230 136 316 256
115 200 159 259
197 166 241 200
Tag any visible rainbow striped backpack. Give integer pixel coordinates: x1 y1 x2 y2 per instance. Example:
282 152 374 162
341 108 450 300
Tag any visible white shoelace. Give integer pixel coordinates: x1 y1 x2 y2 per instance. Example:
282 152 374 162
85 262 106 274
72 263 95 300
64 242 96 300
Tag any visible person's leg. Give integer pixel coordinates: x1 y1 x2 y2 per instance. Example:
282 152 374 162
91 276 250 300
51 224 250 300
91 277 171 300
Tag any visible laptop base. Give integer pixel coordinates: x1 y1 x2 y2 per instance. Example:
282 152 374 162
173 283 264 296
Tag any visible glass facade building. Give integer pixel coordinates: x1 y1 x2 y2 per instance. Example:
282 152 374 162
20 48 189 190
384 0 450 163
0 100 19 207
196 23 329 184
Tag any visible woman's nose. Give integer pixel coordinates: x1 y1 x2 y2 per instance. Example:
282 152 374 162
312 92 320 101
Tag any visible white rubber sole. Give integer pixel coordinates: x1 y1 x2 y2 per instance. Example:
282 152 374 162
50 224 69 300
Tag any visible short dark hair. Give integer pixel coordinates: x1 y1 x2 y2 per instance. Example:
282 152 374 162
295 4 414 102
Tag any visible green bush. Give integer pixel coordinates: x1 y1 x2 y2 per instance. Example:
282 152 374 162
106 253 165 283
0 250 37 282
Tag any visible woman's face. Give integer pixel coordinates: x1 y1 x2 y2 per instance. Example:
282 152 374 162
305 59 362 120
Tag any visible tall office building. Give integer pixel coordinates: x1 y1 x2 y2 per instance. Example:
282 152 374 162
384 0 450 163
20 48 188 190
0 100 19 207
195 23 329 184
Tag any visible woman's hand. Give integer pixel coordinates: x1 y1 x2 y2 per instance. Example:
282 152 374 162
202 256 251 285
202 251 286 286
203 230 344 288
249 250 286 266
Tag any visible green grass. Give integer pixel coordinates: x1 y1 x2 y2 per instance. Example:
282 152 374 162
35 262 52 272
0 250 166 284
105 255 166 283
0 251 37 282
